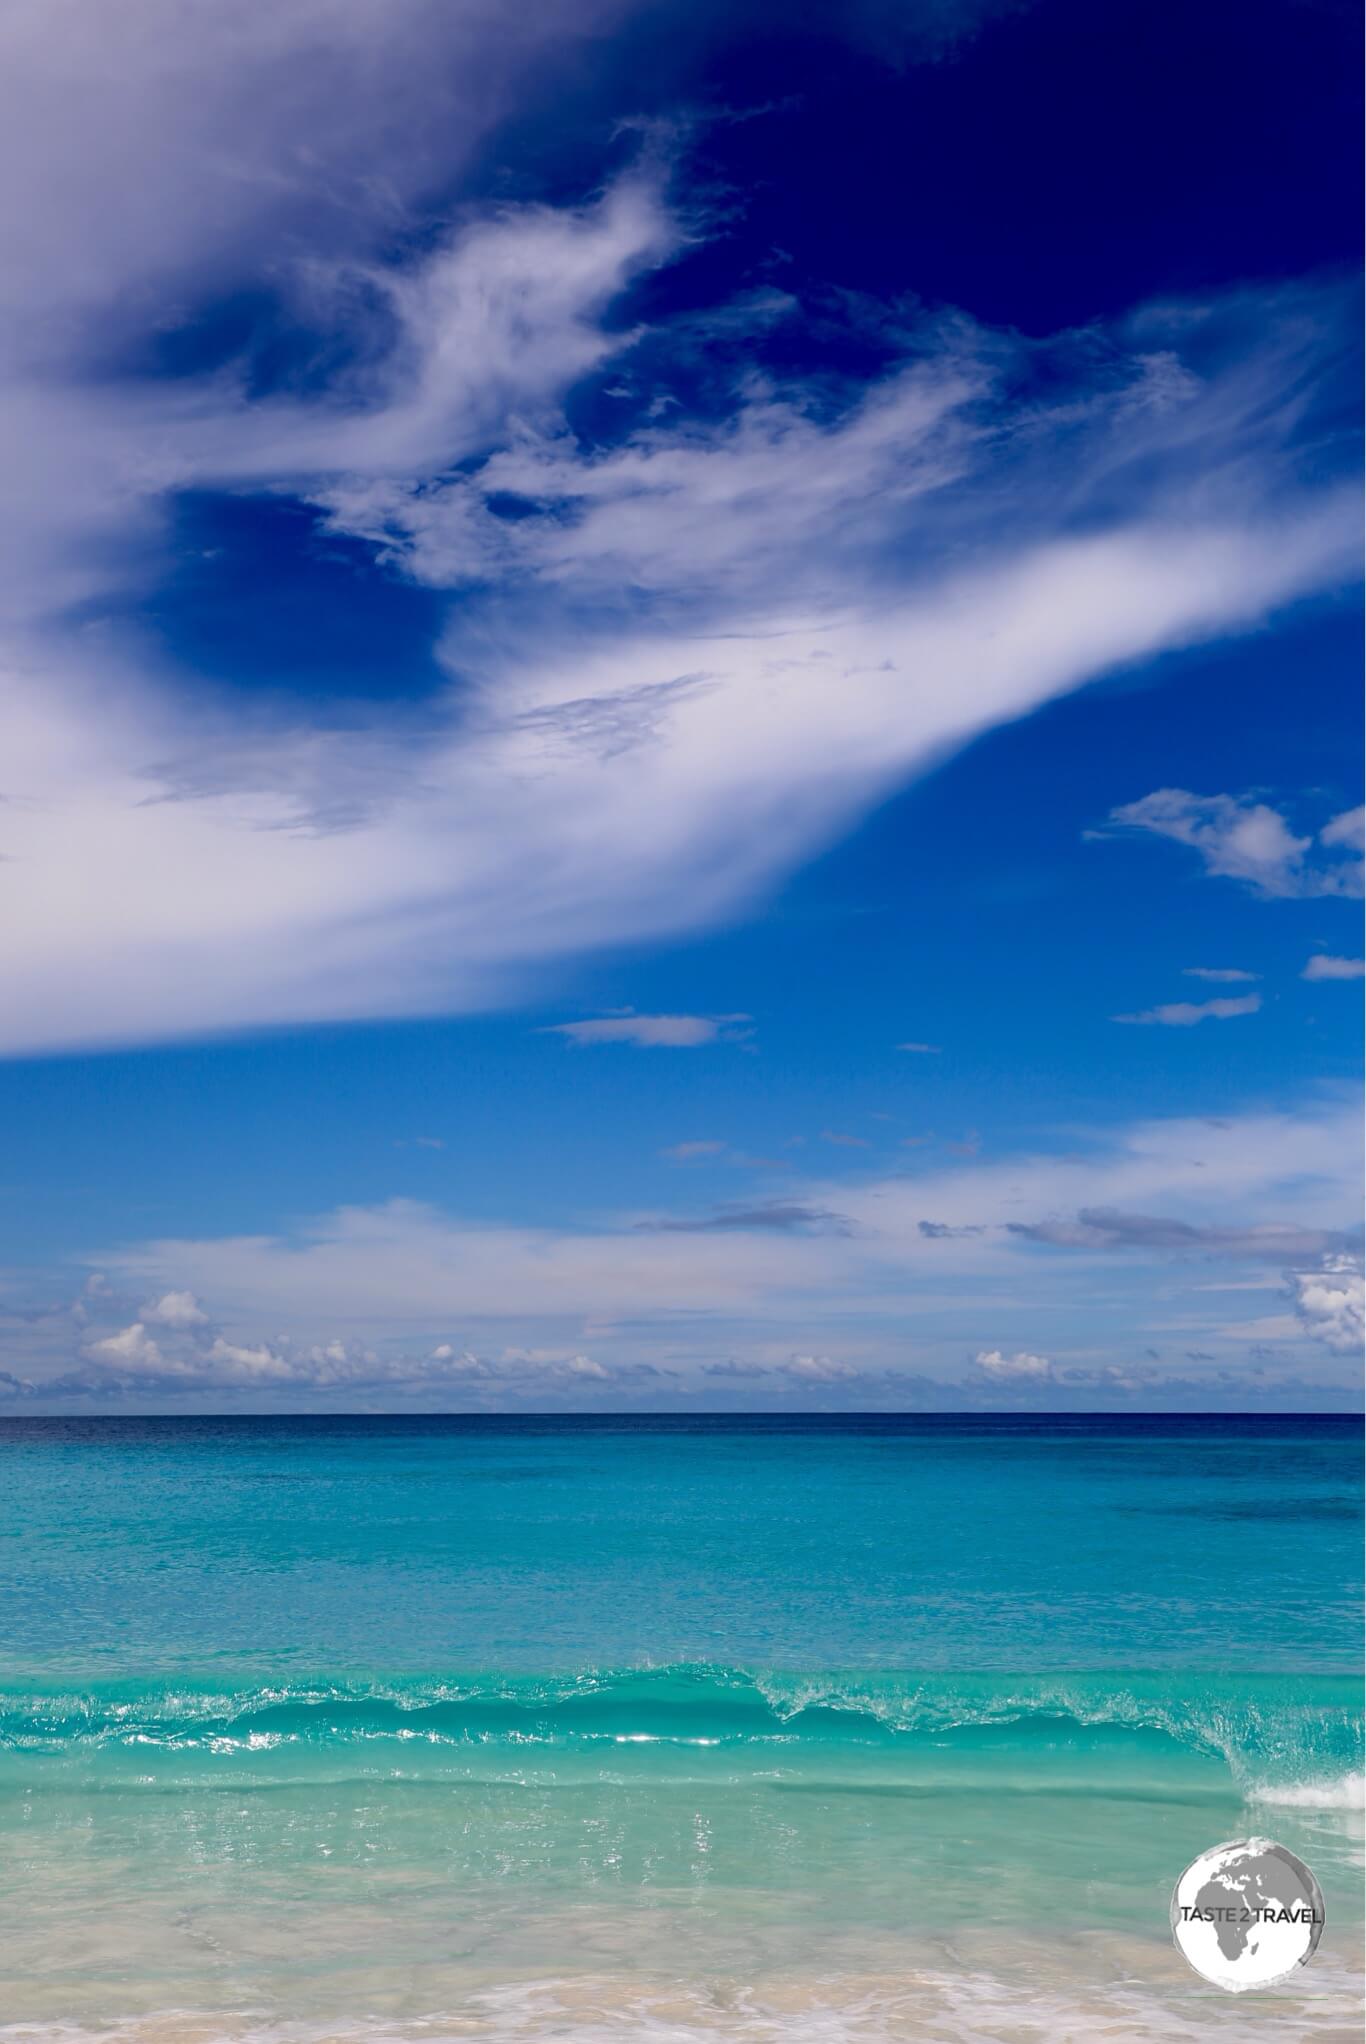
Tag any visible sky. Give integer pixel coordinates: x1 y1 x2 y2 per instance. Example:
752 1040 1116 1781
0 0 1362 1413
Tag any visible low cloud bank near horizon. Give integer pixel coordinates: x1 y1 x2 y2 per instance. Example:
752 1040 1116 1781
1 1093 1357 1410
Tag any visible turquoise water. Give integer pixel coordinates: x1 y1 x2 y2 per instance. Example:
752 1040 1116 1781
0 1415 1361 2040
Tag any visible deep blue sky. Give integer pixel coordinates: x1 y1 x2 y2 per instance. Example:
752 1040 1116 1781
0 0 1360 1409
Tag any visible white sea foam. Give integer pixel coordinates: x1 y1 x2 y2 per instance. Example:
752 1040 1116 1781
3 1958 1364 2044
1247 1770 1365 1810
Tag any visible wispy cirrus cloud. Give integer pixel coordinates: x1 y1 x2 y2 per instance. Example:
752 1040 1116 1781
0 116 1358 1056
0 0 655 636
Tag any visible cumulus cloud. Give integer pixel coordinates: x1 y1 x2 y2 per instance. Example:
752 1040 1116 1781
204 1337 292 1380
661 1139 727 1160
141 1290 208 1328
1183 967 1258 983
1320 805 1365 854
1291 1255 1364 1354
1303 954 1365 981
1113 995 1261 1026
545 1013 749 1047
779 1354 860 1383
898 1041 942 1053
81 1319 318 1388
975 1349 1055 1379
63 1302 654 1400
1110 791 1364 898
85 1322 164 1372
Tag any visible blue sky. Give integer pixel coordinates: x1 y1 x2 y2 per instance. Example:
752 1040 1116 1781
0 0 1361 1410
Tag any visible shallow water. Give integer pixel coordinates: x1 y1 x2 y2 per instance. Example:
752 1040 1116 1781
0 1415 1360 2038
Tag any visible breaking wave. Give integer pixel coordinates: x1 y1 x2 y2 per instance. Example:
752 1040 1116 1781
0 1662 1358 1802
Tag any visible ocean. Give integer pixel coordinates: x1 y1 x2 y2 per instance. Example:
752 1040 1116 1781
0 1414 1360 2041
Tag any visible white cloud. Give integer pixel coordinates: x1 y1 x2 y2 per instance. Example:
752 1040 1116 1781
205 1337 291 1380
826 1094 1362 1279
0 185 1356 1055
1183 967 1258 983
0 1092 1347 1402
1303 954 1365 981
1320 805 1365 854
97 1198 831 1329
1291 1256 1364 1354
85 1322 163 1372
0 1 655 637
898 1041 942 1053
42 1094 1353 1402
1110 790 1364 898
0 13 1354 1062
0 0 635 329
61 1308 641 1399
662 1140 727 1159
186 174 676 491
975 1348 1055 1379
7 502 1344 1062
566 1354 609 1379
85 1319 304 1386
1113 994 1261 1026
315 346 985 600
545 1013 747 1047
780 1354 859 1383
141 1290 208 1328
